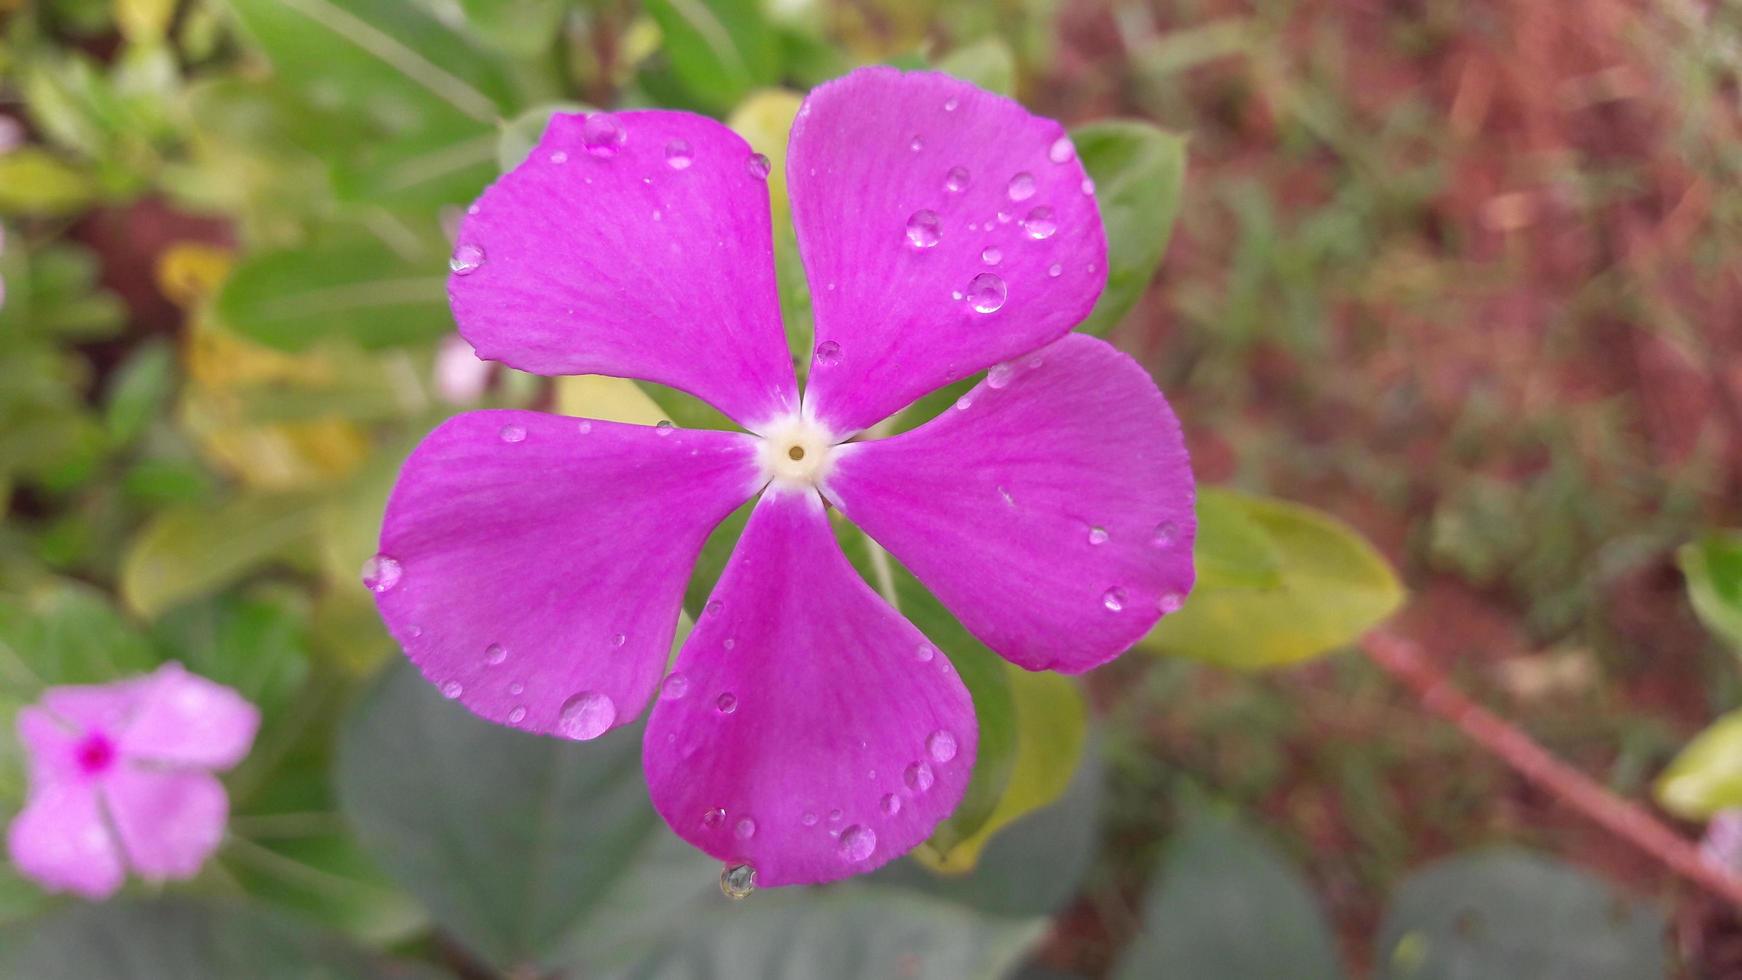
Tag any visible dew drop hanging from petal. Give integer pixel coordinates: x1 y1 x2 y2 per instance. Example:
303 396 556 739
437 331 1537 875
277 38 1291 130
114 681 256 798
556 692 616 740
926 730 958 763
361 554 402 593
449 244 484 275
746 153 772 179
582 113 626 157
838 825 876 862
665 139 693 170
720 863 756 899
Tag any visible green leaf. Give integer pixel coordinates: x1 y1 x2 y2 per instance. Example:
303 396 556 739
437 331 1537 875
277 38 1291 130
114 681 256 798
1072 121 1186 337
0 149 99 216
1655 708 1742 818
913 668 1085 872
1374 850 1669 980
0 582 158 697
225 0 519 130
120 492 323 619
0 898 445 980
1680 530 1742 654
875 731 1104 919
497 101 587 172
103 341 174 446
149 592 311 719
336 661 665 970
620 883 1047 980
936 39 1017 96
330 122 500 210
216 238 448 351
646 0 780 114
1144 489 1404 669
456 0 566 56
1114 813 1344 980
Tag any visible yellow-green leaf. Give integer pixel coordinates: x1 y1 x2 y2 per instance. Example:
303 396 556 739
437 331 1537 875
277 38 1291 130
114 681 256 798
1144 489 1404 669
0 149 98 216
1680 530 1742 654
121 492 322 618
1656 709 1742 818
915 667 1086 873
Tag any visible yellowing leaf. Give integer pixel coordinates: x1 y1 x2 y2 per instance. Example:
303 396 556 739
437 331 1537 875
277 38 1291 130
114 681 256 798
727 88 803 225
1656 710 1742 818
0 149 98 215
555 375 668 425
122 492 322 618
915 667 1085 873
1144 489 1404 669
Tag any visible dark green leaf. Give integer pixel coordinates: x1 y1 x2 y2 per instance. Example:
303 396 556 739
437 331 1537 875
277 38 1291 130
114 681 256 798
1680 530 1742 654
1072 121 1186 337
1374 850 1668 980
646 0 779 114
103 341 174 446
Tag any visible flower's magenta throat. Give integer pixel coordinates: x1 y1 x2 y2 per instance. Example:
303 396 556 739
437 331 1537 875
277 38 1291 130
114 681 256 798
74 732 117 777
756 416 838 491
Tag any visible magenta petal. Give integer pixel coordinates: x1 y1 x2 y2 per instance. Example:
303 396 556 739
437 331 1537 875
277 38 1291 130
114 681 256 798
5 782 125 899
104 767 228 882
826 334 1195 673
643 489 976 886
375 410 761 738
450 111 798 431
789 67 1109 435
16 707 82 787
117 663 259 770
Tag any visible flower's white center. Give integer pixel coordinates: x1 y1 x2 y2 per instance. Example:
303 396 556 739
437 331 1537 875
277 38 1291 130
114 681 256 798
757 415 837 489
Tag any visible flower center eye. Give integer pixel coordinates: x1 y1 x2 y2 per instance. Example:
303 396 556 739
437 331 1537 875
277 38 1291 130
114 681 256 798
75 732 117 776
787 446 805 461
757 416 837 490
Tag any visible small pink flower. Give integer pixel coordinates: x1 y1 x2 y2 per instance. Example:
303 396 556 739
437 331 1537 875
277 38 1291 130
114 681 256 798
370 68 1195 885
6 663 260 899
434 333 492 404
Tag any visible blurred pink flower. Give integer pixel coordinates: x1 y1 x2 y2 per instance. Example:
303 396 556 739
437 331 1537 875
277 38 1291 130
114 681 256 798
434 333 491 404
6 663 260 899
1703 809 1742 875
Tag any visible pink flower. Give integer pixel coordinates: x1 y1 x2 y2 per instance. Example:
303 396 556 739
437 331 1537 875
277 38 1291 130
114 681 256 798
369 68 1195 886
434 333 492 404
6 663 260 899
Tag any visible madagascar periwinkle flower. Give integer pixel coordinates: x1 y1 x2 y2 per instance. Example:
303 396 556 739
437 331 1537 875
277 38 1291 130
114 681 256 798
368 68 1196 886
6 663 259 899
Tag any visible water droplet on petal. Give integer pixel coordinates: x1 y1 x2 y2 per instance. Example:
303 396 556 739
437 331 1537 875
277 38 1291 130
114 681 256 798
484 643 507 666
1081 177 1096 195
716 692 738 715
661 673 690 700
943 96 960 111
1048 263 1063 278
577 419 593 434
1023 206 1058 240
838 825 876 862
1102 587 1127 612
449 243 484 275
361 554 402 593
508 681 524 695
703 807 726 829
556 692 616 740
927 730 958 763
881 794 902 816
986 363 1014 389
829 808 843 823
582 113 626 157
549 150 568 165
915 644 935 663
801 811 819 827
665 138 693 170
905 209 942 249
1159 592 1185 614
966 273 1007 313
955 391 975 411
508 706 527 724
735 817 757 839
981 246 1002 266
613 632 627 647
945 165 970 193
1088 526 1109 545
706 600 723 616
746 153 771 179
909 135 924 152
815 340 842 366
441 680 463 699
1007 172 1036 201
721 863 756 899
1049 136 1076 164
499 423 526 443
905 762 935 792
723 637 736 650
1153 521 1180 547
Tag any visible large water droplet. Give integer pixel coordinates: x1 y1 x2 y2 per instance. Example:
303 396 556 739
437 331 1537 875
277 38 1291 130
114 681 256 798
361 554 402 593
1023 206 1058 240
665 139 694 170
945 165 970 193
1088 526 1109 545
484 643 507 666
880 794 901 816
655 420 675 435
927 730 958 763
1158 592 1185 614
838 825 876 862
449 243 484 275
499 423 526 444
986 363 1014 389
441 680 463 699
746 153 771 179
915 644 935 663
981 246 1002 266
556 692 616 740
965 273 1007 313
815 340 842 366
716 692 738 715
905 761 935 792
582 113 626 157
1102 587 1127 612
905 210 942 249
1048 136 1076 164
661 673 690 700
735 817 757 840
1007 172 1036 201
703 807 726 829
720 863 756 899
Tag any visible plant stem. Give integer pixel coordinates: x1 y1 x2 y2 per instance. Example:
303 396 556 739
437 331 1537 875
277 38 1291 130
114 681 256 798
1360 629 1742 908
